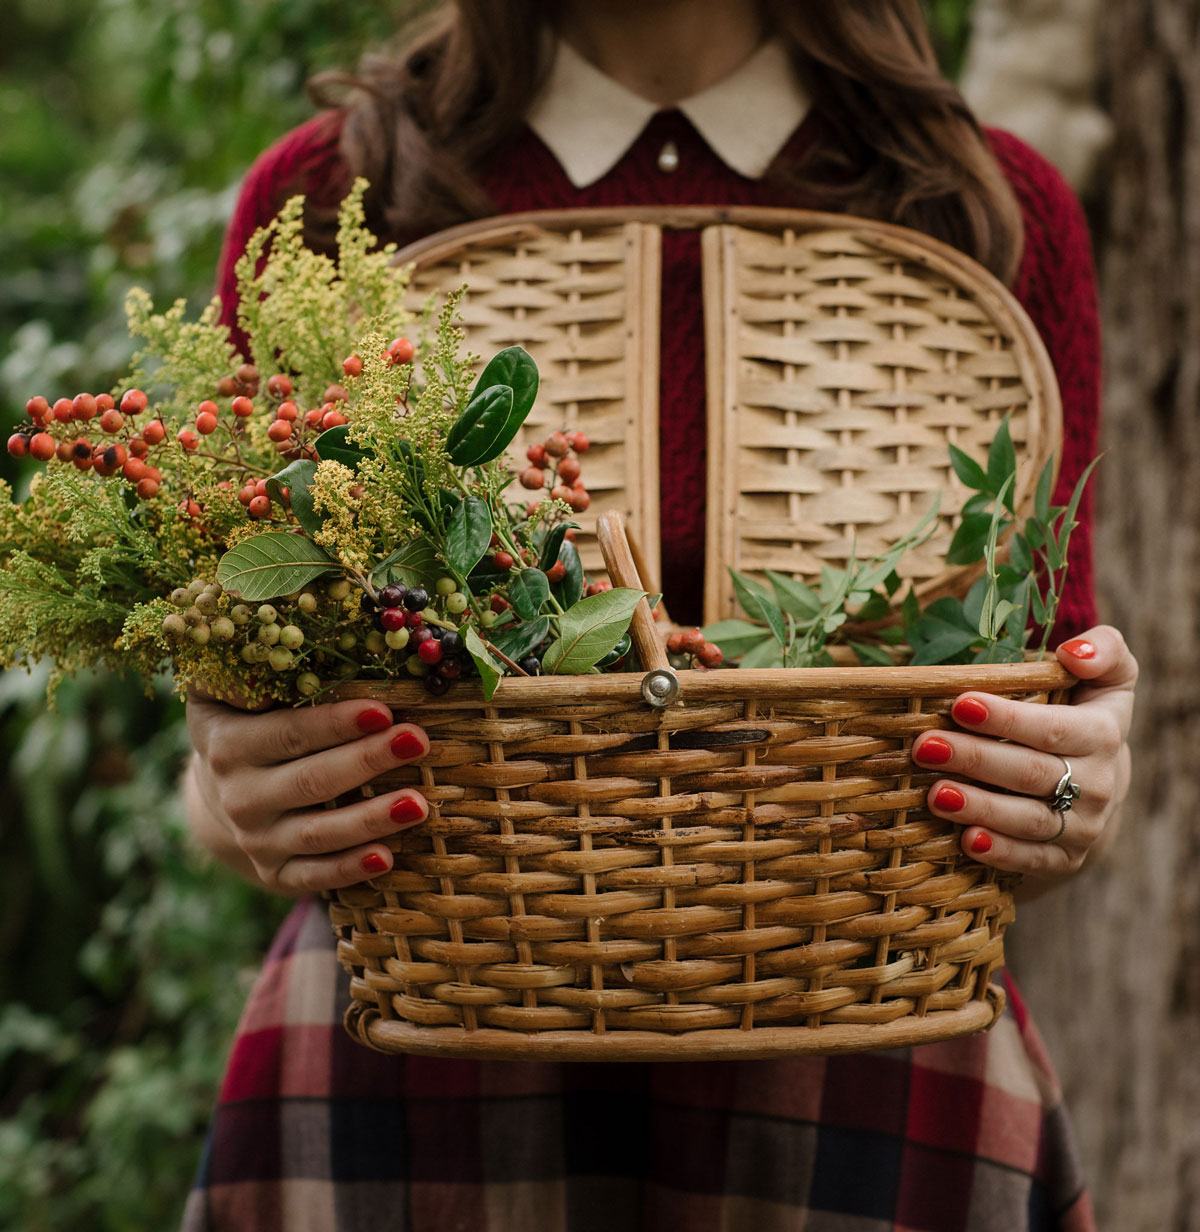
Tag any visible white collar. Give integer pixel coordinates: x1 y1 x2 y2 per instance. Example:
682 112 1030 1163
526 37 811 188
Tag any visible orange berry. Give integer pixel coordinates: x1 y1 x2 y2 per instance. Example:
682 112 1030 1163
526 443 547 467
25 396 50 422
29 433 56 461
267 374 292 399
95 393 115 413
53 398 74 422
698 642 723 668
544 431 569 458
386 337 414 365
248 494 271 519
268 419 293 442
566 488 590 513
343 354 363 378
7 434 29 459
321 409 347 429
72 393 97 421
569 431 590 453
136 477 160 499
238 484 256 506
120 389 149 415
195 410 218 435
128 437 149 458
56 440 74 462
276 400 298 422
681 629 706 655
231 396 254 418
323 383 349 405
519 466 545 490
177 428 199 451
99 409 125 434
557 457 581 485
304 407 324 428
122 457 148 482
142 420 166 445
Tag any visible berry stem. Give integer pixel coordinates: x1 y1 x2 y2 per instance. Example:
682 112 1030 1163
481 637 530 677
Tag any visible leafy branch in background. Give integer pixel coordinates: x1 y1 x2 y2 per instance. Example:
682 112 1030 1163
706 420 1099 669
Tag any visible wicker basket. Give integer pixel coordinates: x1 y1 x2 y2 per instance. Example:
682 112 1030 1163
323 208 1073 1061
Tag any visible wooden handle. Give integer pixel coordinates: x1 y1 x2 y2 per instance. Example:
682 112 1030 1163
596 511 669 672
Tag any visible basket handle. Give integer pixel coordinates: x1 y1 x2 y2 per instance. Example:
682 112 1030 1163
595 511 669 673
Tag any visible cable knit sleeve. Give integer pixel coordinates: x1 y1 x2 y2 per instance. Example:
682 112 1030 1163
215 111 349 356
986 128 1101 639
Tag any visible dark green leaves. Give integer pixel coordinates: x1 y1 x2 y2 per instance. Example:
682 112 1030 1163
216 532 336 601
464 624 504 701
314 424 368 469
489 616 550 664
266 459 321 537
446 346 539 467
542 587 644 675
445 497 493 576
550 540 584 608
539 521 578 572
509 568 549 621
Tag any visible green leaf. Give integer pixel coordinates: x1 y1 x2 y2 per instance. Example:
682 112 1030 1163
986 418 1017 506
949 443 990 493
1030 582 1048 624
464 625 504 701
542 587 644 674
550 540 584 609
739 637 786 669
445 498 493 577
701 619 774 658
853 592 892 622
471 345 539 432
314 424 368 470
539 521 579 572
924 596 977 630
1035 457 1055 525
266 459 321 537
964 577 988 631
646 593 662 611
992 599 1017 631
901 588 921 636
373 539 441 588
910 623 981 665
850 641 895 666
509 568 550 621
946 514 994 566
216 532 337 601
962 493 994 517
731 570 786 644
1057 456 1102 557
765 570 821 619
490 616 551 663
446 384 515 467
1008 533 1034 575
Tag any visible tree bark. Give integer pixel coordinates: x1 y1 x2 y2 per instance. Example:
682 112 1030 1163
1005 3 1200 1229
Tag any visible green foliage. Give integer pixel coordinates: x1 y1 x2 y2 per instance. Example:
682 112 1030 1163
0 665 288 1232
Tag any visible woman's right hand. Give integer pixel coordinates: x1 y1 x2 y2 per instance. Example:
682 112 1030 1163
184 687 431 896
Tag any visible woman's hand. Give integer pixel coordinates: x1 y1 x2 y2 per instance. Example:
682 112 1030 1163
184 687 431 896
912 626 1137 891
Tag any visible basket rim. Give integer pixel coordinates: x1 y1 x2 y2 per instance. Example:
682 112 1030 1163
327 658 1074 708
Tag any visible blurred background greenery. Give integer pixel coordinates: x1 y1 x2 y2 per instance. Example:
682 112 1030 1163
0 2 974 1227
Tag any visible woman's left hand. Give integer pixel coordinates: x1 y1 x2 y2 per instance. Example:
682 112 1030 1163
912 626 1137 888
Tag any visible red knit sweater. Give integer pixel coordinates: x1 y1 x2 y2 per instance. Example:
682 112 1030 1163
216 108 1100 634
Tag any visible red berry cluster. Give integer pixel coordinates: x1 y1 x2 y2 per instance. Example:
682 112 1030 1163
10 389 166 497
520 430 591 516
667 628 723 670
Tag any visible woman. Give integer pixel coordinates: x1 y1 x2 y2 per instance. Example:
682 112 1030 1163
183 2 1136 1229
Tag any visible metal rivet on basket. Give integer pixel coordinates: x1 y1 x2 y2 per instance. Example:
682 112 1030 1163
641 668 680 708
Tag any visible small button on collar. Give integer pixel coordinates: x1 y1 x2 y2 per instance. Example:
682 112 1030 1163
657 141 680 173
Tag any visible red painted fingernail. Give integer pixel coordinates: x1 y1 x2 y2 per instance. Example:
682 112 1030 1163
361 852 388 874
971 831 993 855
952 697 989 726
1062 638 1096 660
390 731 425 760
934 784 966 813
356 708 392 733
914 736 954 765
389 796 425 824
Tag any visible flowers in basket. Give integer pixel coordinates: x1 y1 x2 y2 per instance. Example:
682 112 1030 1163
0 183 1095 704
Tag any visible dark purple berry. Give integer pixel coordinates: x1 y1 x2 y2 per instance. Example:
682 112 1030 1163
438 657 462 679
411 625 433 645
431 625 445 639
360 592 377 613
441 630 463 656
424 672 452 696
403 587 428 611
518 655 542 676
379 583 407 608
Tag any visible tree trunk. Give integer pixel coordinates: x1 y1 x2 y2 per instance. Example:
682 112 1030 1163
1004 3 1200 1229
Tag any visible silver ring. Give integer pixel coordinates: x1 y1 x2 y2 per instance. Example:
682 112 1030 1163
1049 757 1082 813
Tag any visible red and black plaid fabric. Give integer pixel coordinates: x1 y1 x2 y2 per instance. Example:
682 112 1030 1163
182 899 1094 1232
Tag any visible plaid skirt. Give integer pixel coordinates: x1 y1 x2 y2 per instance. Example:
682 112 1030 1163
181 898 1095 1232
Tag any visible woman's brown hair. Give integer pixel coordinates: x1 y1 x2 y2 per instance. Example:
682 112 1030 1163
312 0 1025 283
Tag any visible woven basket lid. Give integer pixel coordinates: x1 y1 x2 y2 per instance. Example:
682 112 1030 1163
396 207 1060 622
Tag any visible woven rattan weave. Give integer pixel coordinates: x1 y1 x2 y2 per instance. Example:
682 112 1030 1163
324 208 1070 1060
